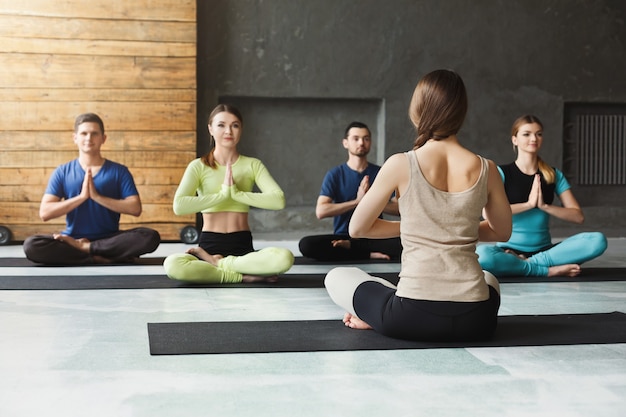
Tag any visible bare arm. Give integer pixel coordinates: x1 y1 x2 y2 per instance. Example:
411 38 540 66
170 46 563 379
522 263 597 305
315 175 370 219
39 170 90 221
509 173 541 215
40 194 87 222
315 195 358 219
40 168 142 221
539 187 584 224
479 160 512 242
349 154 405 239
382 196 400 216
88 169 142 216
90 193 142 217
510 174 584 224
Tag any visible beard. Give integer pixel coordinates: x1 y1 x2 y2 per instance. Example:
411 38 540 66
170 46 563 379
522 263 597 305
351 148 369 157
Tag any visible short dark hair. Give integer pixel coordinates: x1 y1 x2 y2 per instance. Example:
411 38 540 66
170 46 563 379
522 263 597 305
344 121 371 139
74 113 105 134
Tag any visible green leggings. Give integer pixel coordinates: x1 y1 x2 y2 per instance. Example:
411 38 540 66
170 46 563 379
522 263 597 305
163 247 294 283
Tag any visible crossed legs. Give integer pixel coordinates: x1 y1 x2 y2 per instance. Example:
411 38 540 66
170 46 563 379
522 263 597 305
477 232 608 277
163 246 294 284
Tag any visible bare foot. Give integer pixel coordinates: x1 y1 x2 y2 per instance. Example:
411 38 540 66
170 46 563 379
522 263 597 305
548 264 582 277
53 234 90 253
370 252 390 260
342 312 372 330
242 274 279 283
331 239 351 249
186 247 223 266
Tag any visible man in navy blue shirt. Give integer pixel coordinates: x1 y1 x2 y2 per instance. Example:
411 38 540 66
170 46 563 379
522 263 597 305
298 121 401 261
23 113 160 265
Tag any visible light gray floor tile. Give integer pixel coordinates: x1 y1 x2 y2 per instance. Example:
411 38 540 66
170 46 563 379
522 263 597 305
0 239 625 416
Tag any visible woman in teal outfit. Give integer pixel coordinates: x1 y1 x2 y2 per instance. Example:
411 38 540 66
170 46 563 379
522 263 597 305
163 104 294 283
476 115 607 277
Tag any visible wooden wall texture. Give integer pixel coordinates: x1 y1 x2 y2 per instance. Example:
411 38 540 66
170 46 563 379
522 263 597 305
0 0 197 242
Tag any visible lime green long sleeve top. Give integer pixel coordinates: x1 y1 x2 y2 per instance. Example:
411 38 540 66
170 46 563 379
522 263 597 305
173 156 285 215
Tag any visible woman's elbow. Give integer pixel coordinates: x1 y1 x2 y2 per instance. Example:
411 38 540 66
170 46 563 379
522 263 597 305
278 193 287 210
172 200 185 216
272 192 286 210
348 223 365 238
497 228 512 242
488 219 511 242
575 211 585 224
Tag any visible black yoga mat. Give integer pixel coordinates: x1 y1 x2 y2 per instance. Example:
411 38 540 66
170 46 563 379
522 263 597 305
148 311 626 355
2 268 625 290
293 256 400 265
0 256 392 267
0 273 396 290
0 257 166 267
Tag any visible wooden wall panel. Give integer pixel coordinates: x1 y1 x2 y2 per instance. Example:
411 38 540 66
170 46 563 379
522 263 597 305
0 0 197 242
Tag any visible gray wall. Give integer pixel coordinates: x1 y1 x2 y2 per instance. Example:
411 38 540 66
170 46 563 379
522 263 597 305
197 0 626 236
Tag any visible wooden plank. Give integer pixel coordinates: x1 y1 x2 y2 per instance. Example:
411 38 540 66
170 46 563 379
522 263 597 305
0 102 195 131
0 186 42 202
121 204 195 223
0 151 196 168
0 15 196 42
0 54 195 89
0 184 179 204
0 168 56 185
3 223 193 242
0 36 195 57
0 88 196 102
0 202 194 224
0 167 188 186
0 0 196 21
0 202 44 223
0 131 196 151
130 167 188 186
135 185 179 204
0 0 197 240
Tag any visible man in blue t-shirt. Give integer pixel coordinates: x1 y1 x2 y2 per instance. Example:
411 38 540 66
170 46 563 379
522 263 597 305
298 121 401 261
23 113 160 265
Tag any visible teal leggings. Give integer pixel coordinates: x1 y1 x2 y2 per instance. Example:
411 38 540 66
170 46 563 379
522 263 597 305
476 232 607 277
163 247 294 283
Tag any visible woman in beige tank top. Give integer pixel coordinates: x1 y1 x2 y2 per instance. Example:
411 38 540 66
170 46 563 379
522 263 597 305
325 69 512 342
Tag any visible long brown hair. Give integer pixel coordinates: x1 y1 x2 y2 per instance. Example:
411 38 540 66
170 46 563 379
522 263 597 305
201 104 244 169
511 114 555 184
408 69 468 149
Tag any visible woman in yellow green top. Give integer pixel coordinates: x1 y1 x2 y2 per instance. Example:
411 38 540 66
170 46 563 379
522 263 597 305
164 104 294 283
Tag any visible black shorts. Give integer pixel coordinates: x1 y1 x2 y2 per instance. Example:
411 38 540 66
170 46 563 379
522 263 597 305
199 231 254 256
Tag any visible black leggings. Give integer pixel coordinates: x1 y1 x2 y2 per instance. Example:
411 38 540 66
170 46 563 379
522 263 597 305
298 234 402 261
23 227 161 265
353 282 501 342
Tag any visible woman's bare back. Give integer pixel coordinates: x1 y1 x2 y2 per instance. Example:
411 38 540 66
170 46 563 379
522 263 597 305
414 138 482 193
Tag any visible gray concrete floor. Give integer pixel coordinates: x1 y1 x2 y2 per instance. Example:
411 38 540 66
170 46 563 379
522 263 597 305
0 238 625 417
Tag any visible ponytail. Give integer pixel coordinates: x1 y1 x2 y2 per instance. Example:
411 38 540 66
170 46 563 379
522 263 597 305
201 147 217 169
537 157 555 184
